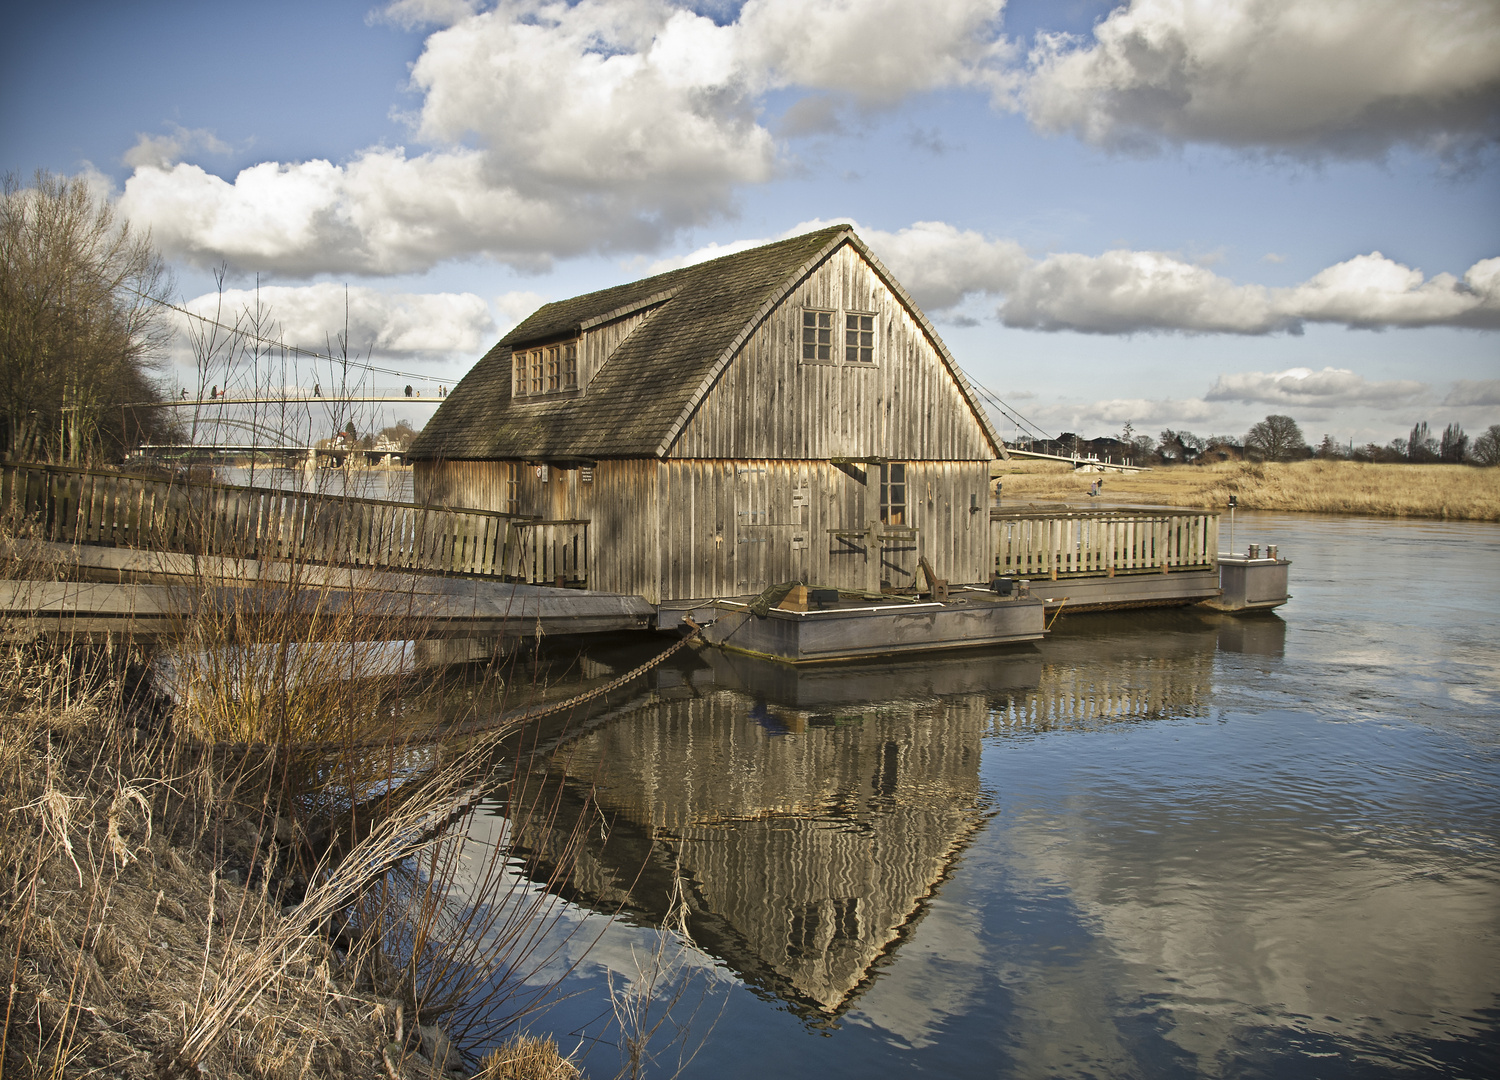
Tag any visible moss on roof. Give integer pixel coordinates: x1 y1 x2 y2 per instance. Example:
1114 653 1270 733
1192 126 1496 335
407 225 1002 461
409 227 850 461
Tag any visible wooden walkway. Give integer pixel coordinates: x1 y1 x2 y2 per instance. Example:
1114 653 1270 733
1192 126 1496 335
991 505 1224 612
0 542 652 643
0 463 643 643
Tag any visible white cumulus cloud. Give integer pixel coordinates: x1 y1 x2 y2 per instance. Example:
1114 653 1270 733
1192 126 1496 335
1020 0 1500 160
737 0 1013 105
1205 367 1425 408
659 218 1499 336
177 284 496 359
1026 397 1221 436
123 126 233 171
879 235 1500 334
113 0 1500 277
999 249 1282 333
117 0 1021 276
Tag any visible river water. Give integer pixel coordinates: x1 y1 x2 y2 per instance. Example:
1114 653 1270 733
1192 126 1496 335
442 510 1500 1078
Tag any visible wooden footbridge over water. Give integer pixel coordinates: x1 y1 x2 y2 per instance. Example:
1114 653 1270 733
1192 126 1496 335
0 462 645 643
0 463 1277 650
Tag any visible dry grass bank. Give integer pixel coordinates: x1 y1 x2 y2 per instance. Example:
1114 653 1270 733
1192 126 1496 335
994 459 1500 520
0 641 583 1080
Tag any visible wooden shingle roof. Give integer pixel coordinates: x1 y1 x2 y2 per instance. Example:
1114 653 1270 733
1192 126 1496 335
408 225 1001 461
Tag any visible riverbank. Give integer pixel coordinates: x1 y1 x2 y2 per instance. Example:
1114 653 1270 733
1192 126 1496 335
0 642 578 1080
994 459 1500 520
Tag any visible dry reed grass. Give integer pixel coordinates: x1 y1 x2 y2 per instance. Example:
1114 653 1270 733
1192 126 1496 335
475 1034 579 1079
0 507 593 1078
995 459 1500 520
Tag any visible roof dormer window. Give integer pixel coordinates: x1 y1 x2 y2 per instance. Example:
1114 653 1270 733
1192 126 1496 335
514 340 579 398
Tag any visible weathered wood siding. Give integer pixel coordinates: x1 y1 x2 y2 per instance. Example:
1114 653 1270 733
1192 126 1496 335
415 455 987 602
657 459 990 601
587 459 661 602
413 241 1000 602
413 460 518 514
669 243 993 462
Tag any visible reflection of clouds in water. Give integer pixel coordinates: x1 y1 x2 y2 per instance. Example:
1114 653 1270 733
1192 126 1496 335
508 903 738 993
989 748 1500 1071
843 894 985 1049
457 809 736 994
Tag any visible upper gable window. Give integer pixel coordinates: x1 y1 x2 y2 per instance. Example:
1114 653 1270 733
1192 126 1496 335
513 340 579 398
845 313 875 363
802 310 835 362
802 308 877 364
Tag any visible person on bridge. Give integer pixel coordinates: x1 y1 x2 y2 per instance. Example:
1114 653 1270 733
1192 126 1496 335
404 385 413 397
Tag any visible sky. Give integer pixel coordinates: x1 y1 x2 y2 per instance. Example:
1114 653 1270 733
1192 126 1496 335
3 0 1497 449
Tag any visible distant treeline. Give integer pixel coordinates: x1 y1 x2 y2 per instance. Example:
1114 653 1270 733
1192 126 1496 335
1013 416 1500 467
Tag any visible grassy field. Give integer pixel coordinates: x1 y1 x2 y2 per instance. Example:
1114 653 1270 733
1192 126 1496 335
994 459 1500 521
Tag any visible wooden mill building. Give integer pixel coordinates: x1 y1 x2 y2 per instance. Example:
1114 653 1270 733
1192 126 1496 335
408 225 1005 606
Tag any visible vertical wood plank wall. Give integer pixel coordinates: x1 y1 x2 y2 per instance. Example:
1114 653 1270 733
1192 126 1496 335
656 460 989 601
669 244 993 462
416 457 988 603
413 460 518 514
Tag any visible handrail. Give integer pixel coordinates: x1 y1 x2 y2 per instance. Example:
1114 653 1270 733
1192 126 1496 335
993 508 1218 581
0 462 589 586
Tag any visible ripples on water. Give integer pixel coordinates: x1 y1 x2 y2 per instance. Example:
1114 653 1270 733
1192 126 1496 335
430 512 1500 1078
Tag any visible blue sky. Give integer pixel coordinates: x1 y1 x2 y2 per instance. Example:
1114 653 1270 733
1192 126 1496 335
4 0 1497 448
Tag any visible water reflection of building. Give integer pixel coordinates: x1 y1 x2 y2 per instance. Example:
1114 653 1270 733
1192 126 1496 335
557 689 988 1015
490 612 1255 1018
500 650 1048 1017
985 612 1270 737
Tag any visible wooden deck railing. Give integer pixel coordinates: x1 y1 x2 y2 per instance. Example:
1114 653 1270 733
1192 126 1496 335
992 508 1217 581
0 463 589 586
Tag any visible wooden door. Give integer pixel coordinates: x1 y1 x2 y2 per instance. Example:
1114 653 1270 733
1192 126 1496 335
734 465 802 593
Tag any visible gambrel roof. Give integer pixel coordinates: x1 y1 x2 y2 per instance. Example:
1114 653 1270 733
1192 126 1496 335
408 225 1002 461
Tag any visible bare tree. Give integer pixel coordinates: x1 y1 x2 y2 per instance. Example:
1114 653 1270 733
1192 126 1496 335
1158 429 1205 463
1439 423 1468 463
1472 424 1500 466
1407 421 1439 462
0 170 174 462
1244 415 1307 462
